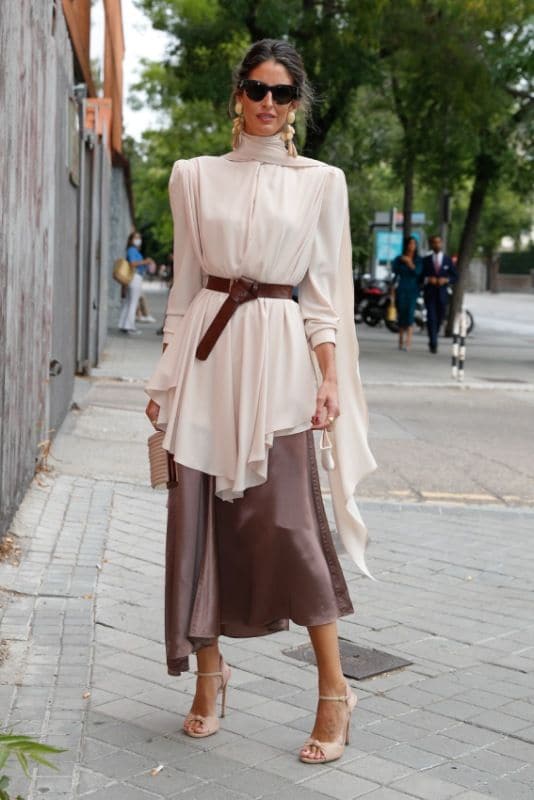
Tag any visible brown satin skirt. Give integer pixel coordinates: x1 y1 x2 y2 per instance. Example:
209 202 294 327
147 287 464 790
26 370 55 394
165 430 354 675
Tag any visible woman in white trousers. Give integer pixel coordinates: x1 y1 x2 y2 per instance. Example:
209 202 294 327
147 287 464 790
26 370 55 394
118 231 154 335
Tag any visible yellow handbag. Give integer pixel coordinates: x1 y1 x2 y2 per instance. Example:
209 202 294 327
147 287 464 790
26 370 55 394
112 258 135 286
386 288 398 322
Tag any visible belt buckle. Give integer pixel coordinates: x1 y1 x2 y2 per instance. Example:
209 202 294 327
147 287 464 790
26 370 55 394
241 276 259 297
230 276 258 303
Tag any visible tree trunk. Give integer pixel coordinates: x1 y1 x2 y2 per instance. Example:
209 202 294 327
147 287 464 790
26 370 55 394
446 154 495 334
303 119 329 158
302 94 349 158
489 254 500 293
390 75 413 240
402 154 414 239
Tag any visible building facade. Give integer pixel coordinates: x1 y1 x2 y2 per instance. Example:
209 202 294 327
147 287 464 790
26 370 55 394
0 0 132 536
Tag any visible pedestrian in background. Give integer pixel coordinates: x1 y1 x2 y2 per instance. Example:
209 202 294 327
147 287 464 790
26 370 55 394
421 234 457 353
156 253 174 337
392 236 422 351
144 38 375 765
136 295 156 324
118 231 155 335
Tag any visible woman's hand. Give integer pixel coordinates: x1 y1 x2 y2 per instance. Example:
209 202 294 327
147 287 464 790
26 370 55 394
311 379 340 429
145 399 160 429
312 342 339 429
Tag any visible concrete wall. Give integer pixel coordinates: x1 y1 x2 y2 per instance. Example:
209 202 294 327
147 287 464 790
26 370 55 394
108 166 134 327
0 1 58 533
466 259 487 293
496 273 534 293
466 258 534 295
75 138 113 372
49 13 79 435
0 2 132 536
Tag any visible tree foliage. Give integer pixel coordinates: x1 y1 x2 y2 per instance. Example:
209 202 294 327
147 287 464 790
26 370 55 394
129 0 533 276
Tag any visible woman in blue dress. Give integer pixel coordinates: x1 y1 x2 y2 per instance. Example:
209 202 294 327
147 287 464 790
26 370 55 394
392 236 422 351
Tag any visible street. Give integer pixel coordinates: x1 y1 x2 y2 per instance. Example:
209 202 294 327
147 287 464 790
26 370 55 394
1 286 533 800
50 289 534 504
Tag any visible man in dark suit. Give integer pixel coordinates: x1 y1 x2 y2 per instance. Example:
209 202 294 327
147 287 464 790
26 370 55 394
421 235 458 353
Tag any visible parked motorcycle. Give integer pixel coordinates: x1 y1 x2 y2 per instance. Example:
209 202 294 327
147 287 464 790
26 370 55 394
408 287 474 336
355 273 474 336
354 274 398 332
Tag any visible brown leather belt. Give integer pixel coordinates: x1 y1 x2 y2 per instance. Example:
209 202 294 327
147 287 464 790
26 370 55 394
196 276 293 360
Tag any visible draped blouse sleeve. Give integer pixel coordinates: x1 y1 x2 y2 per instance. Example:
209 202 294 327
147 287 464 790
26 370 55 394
307 166 378 579
298 167 345 349
162 160 203 345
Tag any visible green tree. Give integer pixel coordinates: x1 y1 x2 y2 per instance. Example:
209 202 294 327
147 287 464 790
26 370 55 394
446 2 533 327
136 0 386 157
475 186 533 290
130 0 533 283
130 1 392 262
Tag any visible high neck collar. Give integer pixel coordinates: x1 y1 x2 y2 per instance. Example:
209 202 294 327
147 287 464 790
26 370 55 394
224 131 320 169
234 132 289 161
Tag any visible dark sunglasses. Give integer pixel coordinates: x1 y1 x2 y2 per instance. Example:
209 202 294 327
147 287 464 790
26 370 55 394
239 79 300 105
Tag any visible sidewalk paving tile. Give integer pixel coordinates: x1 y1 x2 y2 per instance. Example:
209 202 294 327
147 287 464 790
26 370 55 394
301 769 379 798
79 783 164 799
392 772 475 798
169 785 251 800
363 790 425 800
2 339 534 799
471 776 533 800
339 753 413 783
128 765 201 795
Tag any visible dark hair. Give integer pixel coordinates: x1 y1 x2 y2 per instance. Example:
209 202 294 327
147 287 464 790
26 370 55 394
402 236 418 256
230 39 314 122
127 231 139 248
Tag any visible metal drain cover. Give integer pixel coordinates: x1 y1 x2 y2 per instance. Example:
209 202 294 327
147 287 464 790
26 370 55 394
283 639 412 680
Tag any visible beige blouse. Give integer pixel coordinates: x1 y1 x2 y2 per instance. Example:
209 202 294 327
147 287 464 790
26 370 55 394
146 132 377 577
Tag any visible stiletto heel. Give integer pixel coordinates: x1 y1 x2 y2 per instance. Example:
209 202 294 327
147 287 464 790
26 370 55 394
221 680 228 718
299 685 357 764
183 655 231 738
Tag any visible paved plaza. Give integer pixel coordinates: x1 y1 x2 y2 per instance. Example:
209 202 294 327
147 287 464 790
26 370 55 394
1 289 533 799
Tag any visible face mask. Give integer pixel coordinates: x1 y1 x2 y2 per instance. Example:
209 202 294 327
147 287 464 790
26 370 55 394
133 237 142 248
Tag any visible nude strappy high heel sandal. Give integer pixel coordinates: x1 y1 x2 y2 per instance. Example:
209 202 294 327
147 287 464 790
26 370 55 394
299 686 358 764
183 657 231 739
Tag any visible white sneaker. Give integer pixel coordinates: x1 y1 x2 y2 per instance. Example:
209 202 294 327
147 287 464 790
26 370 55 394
138 315 156 323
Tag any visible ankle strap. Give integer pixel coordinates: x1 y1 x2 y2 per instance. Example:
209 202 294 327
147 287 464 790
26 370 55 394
318 694 349 701
195 671 223 677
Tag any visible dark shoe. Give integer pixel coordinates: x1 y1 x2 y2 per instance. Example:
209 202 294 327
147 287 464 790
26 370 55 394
429 345 437 354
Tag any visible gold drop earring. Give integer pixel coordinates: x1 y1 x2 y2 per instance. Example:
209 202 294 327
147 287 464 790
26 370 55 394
232 100 244 149
281 109 297 157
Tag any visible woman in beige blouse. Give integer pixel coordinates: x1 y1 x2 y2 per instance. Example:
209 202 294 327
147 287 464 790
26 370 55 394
145 39 376 764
